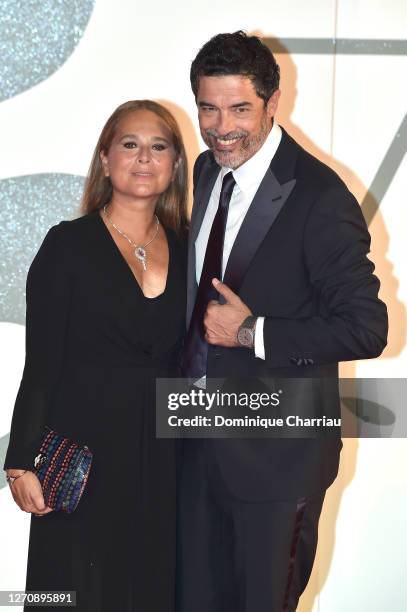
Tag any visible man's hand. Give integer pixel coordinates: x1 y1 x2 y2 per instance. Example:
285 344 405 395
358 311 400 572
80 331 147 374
204 278 252 347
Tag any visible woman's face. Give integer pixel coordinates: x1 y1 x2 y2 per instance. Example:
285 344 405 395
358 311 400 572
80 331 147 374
100 109 178 204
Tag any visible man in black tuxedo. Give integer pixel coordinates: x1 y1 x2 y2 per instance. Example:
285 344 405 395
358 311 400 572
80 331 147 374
178 31 388 612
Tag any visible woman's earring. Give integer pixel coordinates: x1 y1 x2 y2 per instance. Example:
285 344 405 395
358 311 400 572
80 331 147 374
100 153 109 177
172 162 179 181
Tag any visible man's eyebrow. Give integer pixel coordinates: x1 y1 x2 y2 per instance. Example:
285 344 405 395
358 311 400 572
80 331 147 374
198 101 252 109
198 101 217 108
230 102 252 108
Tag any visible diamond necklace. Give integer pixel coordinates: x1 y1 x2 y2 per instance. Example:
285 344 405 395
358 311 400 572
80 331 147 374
102 204 160 271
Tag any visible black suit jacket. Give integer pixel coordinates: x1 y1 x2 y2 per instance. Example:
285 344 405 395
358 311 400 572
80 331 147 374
186 128 388 501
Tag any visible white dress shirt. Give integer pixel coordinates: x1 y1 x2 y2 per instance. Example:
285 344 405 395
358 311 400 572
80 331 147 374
195 122 283 360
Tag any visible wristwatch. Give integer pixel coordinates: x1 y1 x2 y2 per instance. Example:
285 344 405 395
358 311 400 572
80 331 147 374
237 316 257 348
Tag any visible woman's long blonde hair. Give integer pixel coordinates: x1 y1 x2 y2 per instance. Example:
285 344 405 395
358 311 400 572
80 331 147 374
81 100 188 234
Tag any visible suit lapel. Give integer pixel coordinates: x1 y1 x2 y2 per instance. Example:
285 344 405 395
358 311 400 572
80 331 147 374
187 154 220 328
223 129 298 294
190 155 220 243
223 171 296 293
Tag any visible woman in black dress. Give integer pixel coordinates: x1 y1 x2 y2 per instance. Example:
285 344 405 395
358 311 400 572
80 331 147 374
3 100 188 611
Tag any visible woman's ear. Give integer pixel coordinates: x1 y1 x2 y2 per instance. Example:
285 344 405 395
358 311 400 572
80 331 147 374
172 156 181 179
100 150 109 177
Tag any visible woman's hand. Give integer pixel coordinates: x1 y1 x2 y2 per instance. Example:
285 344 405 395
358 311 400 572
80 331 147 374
7 470 53 516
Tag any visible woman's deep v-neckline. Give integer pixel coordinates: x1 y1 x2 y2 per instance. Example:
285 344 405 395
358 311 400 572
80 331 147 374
96 210 171 300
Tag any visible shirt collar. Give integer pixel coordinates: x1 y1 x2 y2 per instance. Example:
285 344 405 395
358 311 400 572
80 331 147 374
221 121 282 194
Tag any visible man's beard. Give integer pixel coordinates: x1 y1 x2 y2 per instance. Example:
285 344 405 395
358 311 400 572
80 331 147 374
202 114 270 169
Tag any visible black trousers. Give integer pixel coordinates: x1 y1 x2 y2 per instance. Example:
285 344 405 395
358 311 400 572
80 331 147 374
176 440 325 612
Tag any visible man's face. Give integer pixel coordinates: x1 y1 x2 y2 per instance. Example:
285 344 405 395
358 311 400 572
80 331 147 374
196 75 280 169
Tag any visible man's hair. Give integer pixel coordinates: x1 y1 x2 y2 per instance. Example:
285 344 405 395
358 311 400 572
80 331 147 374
190 31 280 104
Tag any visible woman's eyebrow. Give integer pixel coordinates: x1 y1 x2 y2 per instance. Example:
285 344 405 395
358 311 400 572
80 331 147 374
119 134 170 143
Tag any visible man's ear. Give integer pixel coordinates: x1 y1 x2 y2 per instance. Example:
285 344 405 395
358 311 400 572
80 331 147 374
100 150 109 177
266 89 281 119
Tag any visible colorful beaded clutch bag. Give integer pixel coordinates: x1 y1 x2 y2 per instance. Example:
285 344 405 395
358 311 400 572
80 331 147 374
33 426 93 513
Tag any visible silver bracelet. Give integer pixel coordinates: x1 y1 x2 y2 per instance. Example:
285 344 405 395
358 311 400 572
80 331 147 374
6 470 28 486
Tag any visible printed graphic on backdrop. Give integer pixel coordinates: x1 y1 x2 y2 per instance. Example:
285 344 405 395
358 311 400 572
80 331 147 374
0 0 95 102
0 0 95 491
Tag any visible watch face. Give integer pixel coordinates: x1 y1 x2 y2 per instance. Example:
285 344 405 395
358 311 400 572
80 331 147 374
238 328 254 347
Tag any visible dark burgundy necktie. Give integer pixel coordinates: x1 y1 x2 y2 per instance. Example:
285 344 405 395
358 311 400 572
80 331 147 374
182 172 236 379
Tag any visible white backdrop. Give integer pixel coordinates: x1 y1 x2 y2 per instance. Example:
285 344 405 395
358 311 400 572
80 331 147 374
0 0 406 610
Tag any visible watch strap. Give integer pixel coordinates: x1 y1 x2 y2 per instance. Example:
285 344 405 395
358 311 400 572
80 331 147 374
237 315 258 348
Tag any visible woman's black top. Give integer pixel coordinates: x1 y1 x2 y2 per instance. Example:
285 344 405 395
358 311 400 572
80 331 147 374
4 210 187 612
